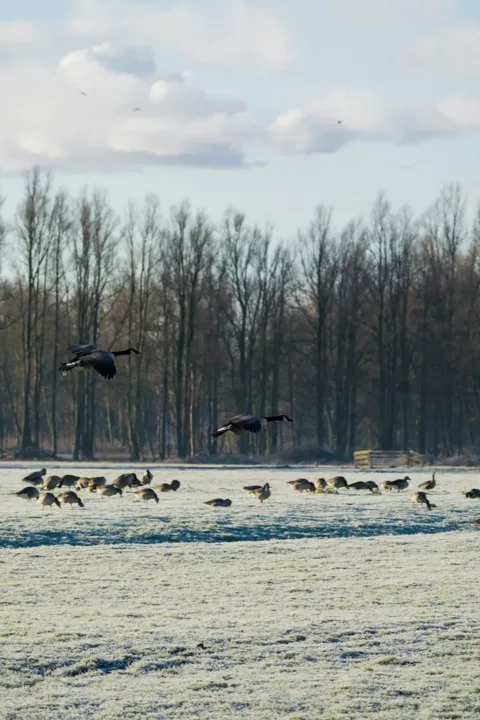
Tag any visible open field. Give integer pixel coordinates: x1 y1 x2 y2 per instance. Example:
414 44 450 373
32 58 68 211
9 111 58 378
1 465 480 719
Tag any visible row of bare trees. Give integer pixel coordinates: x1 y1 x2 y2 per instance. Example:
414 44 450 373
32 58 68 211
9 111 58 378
0 167 479 461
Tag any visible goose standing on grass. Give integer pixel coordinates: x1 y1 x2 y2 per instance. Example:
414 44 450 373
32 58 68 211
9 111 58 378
315 478 327 490
22 469 46 486
327 476 348 490
412 491 436 510
140 470 153 485
365 480 380 493
348 481 371 491
293 480 316 493
42 475 62 491
58 474 80 488
212 413 292 438
135 488 159 504
250 483 271 503
156 483 173 493
170 480 181 491
418 472 436 491
113 473 138 490
97 485 123 499
388 476 410 492
59 344 141 380
58 491 84 508
38 492 61 509
464 489 480 499
16 486 39 501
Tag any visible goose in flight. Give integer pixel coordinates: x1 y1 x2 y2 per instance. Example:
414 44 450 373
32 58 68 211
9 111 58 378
59 344 140 380
212 413 292 438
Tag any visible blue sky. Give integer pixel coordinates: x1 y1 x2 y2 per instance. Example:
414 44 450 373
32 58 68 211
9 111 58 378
1 0 480 235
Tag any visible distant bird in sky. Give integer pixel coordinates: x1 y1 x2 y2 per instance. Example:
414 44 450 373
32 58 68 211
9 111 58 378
79 91 87 96
212 413 292 438
59 344 141 380
337 120 342 124
133 107 141 112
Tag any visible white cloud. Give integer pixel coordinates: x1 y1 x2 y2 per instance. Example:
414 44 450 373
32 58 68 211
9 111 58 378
270 89 460 155
69 0 292 70
0 43 257 171
401 24 480 76
0 22 44 62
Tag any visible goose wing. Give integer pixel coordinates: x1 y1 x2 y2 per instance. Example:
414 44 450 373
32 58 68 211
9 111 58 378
68 344 97 357
228 413 262 433
83 351 116 379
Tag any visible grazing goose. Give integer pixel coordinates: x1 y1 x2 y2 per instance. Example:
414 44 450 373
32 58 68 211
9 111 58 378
315 478 327 490
411 491 436 510
59 343 141 380
388 476 410 492
243 485 263 492
58 474 80 488
87 477 108 492
58 491 84 508
205 498 232 507
170 480 181 491
135 488 159 504
22 468 47 485
250 483 271 503
113 473 138 490
38 492 61 509
212 413 292 438
287 478 308 485
76 477 91 490
418 472 436 491
140 470 153 485
364 480 380 493
42 475 62 491
16 486 39 501
464 488 480 499
327 476 348 490
97 485 123 499
130 476 143 488
156 483 173 493
348 481 371 491
294 480 316 493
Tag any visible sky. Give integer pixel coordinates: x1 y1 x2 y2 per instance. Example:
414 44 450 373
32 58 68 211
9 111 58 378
1 0 480 235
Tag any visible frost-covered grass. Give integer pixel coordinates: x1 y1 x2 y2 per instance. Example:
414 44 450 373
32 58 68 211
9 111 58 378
1 465 480 719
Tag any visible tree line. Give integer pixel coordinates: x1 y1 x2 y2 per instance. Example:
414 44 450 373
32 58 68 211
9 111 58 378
0 166 478 461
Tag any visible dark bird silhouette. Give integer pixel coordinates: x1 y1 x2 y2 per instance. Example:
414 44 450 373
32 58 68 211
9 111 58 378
212 413 292 438
59 344 140 380
133 107 141 112
205 498 232 507
79 91 87 96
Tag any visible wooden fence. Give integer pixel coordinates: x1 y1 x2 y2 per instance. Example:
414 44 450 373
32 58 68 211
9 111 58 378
353 449 425 469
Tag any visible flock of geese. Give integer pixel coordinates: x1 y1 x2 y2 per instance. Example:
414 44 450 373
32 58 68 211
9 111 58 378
14 468 480 520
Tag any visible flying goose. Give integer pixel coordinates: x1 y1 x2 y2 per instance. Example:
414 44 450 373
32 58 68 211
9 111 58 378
249 482 271 503
22 468 46 486
411 491 436 510
38 492 61 509
418 472 436 491
140 470 153 485
135 488 159 504
205 498 232 507
58 491 84 508
59 344 141 380
212 413 292 438
16 486 40 501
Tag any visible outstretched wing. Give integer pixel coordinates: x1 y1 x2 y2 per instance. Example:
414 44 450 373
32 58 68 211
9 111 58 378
228 413 262 433
68 344 97 357
84 351 116 380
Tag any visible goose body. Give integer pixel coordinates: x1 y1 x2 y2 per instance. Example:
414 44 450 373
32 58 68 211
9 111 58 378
97 485 122 498
293 479 316 493
250 482 271 503
315 478 327 490
170 480 181 491
205 498 232 507
156 483 173 492
58 491 84 508
59 344 140 380
42 475 62 491
22 468 46 486
418 473 436 491
140 470 153 485
38 492 61 509
327 476 348 490
464 489 480 499
16 486 39 501
388 476 410 492
412 491 436 510
243 485 263 492
113 473 138 490
364 480 379 493
135 488 159 504
58 474 80 488
348 481 371 491
212 413 292 438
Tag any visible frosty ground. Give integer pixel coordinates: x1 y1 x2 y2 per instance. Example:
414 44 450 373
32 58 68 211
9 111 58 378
1 465 479 719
